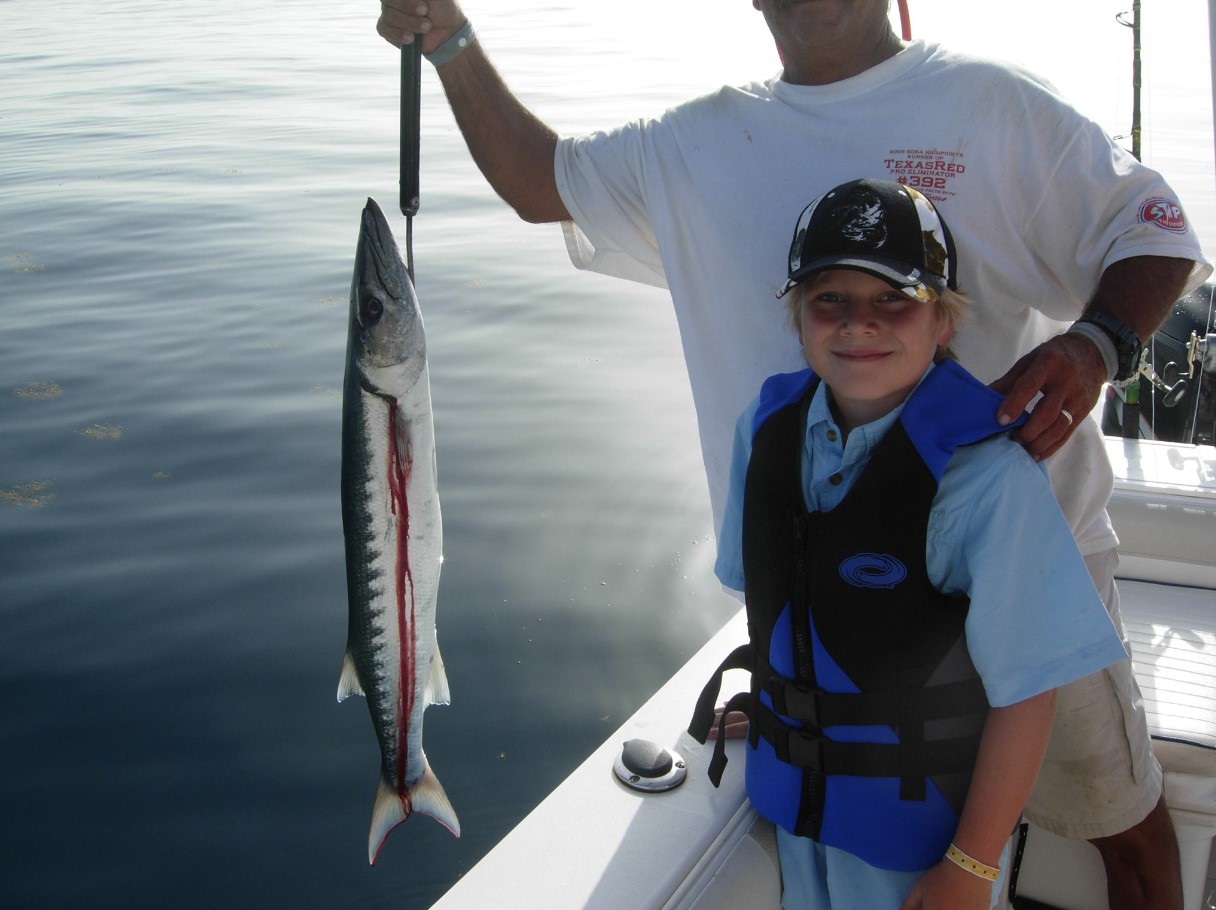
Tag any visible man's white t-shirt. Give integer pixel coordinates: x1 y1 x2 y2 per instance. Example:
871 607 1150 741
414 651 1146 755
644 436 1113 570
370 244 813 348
553 39 1211 554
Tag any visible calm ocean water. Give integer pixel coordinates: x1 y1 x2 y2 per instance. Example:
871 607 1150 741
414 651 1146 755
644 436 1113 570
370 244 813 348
2 1 1212 907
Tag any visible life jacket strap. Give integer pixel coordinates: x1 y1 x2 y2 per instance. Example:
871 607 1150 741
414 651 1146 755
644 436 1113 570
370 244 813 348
707 691 753 788
752 699 979 790
688 643 753 744
755 652 989 728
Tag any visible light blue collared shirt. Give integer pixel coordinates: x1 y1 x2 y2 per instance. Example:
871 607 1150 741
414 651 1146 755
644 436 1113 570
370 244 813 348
714 365 1126 710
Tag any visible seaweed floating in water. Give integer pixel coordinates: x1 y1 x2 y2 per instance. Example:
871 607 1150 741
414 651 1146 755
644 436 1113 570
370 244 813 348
1 481 56 508
2 252 45 273
12 381 62 400
77 424 124 440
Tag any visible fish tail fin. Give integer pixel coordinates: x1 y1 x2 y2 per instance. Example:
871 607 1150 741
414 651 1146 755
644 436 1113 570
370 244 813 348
411 755 461 837
336 651 364 703
423 642 451 707
367 774 409 865
366 758 460 864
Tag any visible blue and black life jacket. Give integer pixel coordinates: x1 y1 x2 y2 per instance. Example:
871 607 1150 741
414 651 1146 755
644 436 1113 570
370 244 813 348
689 360 1025 872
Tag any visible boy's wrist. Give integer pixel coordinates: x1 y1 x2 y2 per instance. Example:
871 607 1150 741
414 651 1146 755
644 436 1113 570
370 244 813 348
944 842 1002 881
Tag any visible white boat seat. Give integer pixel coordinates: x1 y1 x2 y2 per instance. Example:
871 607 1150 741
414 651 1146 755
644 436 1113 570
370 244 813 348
1007 579 1216 910
1103 437 1216 590
1010 441 1216 910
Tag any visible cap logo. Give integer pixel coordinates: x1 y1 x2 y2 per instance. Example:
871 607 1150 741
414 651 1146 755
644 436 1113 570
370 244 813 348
833 193 888 250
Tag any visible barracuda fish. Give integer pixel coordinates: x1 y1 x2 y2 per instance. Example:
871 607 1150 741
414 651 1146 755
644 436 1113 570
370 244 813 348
337 197 459 864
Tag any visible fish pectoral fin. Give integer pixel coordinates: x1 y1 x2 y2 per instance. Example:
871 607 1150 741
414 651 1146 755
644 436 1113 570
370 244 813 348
411 757 461 838
393 408 412 469
336 651 365 703
423 643 451 707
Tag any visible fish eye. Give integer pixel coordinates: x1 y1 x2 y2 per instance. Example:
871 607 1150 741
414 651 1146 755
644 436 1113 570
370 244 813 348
365 298 384 319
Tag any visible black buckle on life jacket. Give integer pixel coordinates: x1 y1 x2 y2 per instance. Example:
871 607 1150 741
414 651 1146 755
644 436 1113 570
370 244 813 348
769 678 826 725
756 650 831 725
777 724 826 770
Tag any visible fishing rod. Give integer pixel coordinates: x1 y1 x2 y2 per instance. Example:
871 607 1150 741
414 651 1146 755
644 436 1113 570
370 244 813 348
1211 0 1216 184
1116 0 1142 161
400 39 422 279
1113 2 1145 437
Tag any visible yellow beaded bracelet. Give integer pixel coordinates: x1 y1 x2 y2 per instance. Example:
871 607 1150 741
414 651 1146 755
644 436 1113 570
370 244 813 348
945 843 1001 881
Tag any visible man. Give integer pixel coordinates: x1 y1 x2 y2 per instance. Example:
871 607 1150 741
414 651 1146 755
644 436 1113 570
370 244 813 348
376 2 1209 906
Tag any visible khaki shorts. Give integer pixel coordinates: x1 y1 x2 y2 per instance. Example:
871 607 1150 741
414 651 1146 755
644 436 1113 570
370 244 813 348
1023 549 1164 840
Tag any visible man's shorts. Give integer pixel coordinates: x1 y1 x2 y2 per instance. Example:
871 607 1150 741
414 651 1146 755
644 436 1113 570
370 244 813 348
1023 548 1164 840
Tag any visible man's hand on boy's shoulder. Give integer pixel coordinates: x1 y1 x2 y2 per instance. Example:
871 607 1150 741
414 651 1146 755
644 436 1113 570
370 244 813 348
990 334 1107 462
993 255 1196 461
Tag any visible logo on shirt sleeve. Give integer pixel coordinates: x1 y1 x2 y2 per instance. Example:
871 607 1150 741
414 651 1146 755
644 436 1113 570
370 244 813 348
1138 197 1188 233
839 553 908 589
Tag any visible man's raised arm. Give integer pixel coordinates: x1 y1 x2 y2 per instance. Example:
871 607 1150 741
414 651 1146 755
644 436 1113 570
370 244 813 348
377 1 571 224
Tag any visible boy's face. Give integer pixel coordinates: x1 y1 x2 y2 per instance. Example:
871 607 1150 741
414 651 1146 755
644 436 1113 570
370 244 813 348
797 269 953 429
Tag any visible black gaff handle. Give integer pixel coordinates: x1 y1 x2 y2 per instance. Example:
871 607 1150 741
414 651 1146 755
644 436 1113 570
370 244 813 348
400 40 422 220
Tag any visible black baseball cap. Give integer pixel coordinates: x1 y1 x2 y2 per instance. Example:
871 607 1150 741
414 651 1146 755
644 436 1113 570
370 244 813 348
777 178 957 302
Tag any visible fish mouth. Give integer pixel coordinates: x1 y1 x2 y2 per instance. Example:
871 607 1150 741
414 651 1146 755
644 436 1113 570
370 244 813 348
360 198 392 252
357 198 408 300
347 196 427 388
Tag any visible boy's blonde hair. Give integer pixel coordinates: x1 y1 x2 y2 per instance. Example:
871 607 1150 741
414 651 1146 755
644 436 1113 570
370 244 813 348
785 277 969 362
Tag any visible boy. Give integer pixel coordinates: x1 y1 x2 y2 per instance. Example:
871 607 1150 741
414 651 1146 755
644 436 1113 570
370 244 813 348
691 179 1129 909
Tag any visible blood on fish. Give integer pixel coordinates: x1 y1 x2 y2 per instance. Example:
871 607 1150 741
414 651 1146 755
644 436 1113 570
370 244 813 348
386 401 417 806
